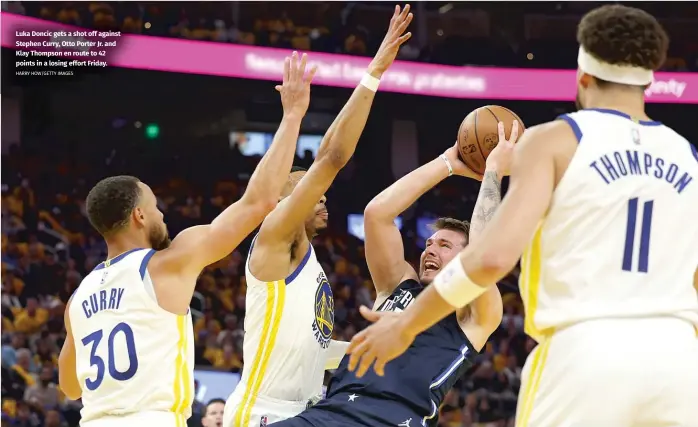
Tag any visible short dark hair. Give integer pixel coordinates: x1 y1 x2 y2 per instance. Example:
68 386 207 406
430 217 470 246
85 175 142 236
577 5 668 78
290 166 307 173
204 398 226 416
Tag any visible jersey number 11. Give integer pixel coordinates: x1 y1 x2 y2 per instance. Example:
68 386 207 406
622 198 653 273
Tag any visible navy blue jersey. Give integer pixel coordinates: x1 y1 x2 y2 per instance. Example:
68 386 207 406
324 279 477 426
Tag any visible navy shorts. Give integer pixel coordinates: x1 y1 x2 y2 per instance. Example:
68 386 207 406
272 392 424 427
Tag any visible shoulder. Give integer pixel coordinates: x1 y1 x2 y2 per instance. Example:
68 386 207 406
513 119 579 170
517 119 578 151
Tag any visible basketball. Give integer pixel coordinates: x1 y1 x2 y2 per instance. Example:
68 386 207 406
457 105 526 175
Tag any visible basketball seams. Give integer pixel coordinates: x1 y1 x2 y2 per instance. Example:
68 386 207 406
457 113 480 173
458 106 525 175
471 110 488 172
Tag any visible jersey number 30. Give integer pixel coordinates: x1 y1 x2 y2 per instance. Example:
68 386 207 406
622 198 653 273
81 322 139 390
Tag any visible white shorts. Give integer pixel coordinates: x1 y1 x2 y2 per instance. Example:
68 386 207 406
81 411 187 427
223 390 307 427
516 317 698 427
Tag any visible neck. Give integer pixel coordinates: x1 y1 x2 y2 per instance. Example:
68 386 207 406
584 87 649 120
304 227 317 240
104 234 149 260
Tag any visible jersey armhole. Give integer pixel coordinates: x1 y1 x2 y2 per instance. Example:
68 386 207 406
139 249 158 303
557 114 583 143
286 243 312 284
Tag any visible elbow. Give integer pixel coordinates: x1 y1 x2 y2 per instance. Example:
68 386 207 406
242 195 278 220
61 385 82 401
318 147 350 171
253 199 278 221
58 374 81 401
478 250 516 282
363 201 383 221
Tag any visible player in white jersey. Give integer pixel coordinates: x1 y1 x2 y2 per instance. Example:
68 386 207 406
348 5 698 427
57 54 318 427
223 6 413 427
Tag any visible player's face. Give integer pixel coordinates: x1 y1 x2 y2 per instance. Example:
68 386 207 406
419 229 467 285
202 401 224 427
138 183 171 250
313 195 328 229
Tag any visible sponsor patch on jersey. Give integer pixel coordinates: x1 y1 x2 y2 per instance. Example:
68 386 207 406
312 272 334 348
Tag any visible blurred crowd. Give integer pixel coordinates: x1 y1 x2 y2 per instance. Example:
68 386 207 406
2 133 527 427
5 1 698 70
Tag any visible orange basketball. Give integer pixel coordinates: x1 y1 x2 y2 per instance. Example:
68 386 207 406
456 105 525 175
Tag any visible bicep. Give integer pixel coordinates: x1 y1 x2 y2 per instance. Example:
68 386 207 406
165 201 270 273
259 159 339 242
363 212 413 293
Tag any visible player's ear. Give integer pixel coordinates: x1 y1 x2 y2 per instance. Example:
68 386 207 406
579 72 594 89
132 207 146 227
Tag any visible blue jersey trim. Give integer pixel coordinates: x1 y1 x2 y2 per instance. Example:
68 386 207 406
690 143 698 163
429 345 470 388
557 114 583 143
585 108 662 126
286 243 312 284
139 249 157 279
92 248 143 272
422 344 470 426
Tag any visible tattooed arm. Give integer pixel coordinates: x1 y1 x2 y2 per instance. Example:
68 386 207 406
470 171 503 238
457 122 518 350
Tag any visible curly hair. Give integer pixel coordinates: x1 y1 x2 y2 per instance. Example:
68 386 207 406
577 5 668 74
86 175 142 236
430 217 470 246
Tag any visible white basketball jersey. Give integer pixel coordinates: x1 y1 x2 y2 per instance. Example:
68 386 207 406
520 109 698 342
230 238 333 425
69 248 194 424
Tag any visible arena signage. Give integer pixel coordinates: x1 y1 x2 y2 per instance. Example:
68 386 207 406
3 13 697 103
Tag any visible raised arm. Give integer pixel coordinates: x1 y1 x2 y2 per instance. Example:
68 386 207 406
459 121 518 349
364 144 480 301
256 5 414 248
348 120 563 377
151 53 316 311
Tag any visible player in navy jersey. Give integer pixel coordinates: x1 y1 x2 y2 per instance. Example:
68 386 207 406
274 121 518 427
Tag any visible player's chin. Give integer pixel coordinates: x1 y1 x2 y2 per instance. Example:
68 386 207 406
420 269 438 284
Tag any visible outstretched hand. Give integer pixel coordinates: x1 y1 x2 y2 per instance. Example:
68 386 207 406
276 51 318 119
367 4 414 77
346 306 416 378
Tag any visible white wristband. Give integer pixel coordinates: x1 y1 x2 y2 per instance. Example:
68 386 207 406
432 256 486 308
360 73 381 92
440 154 454 177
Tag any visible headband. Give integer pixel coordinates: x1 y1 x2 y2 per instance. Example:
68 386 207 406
577 46 654 86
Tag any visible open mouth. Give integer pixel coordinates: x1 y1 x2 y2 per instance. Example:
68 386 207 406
424 261 439 272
